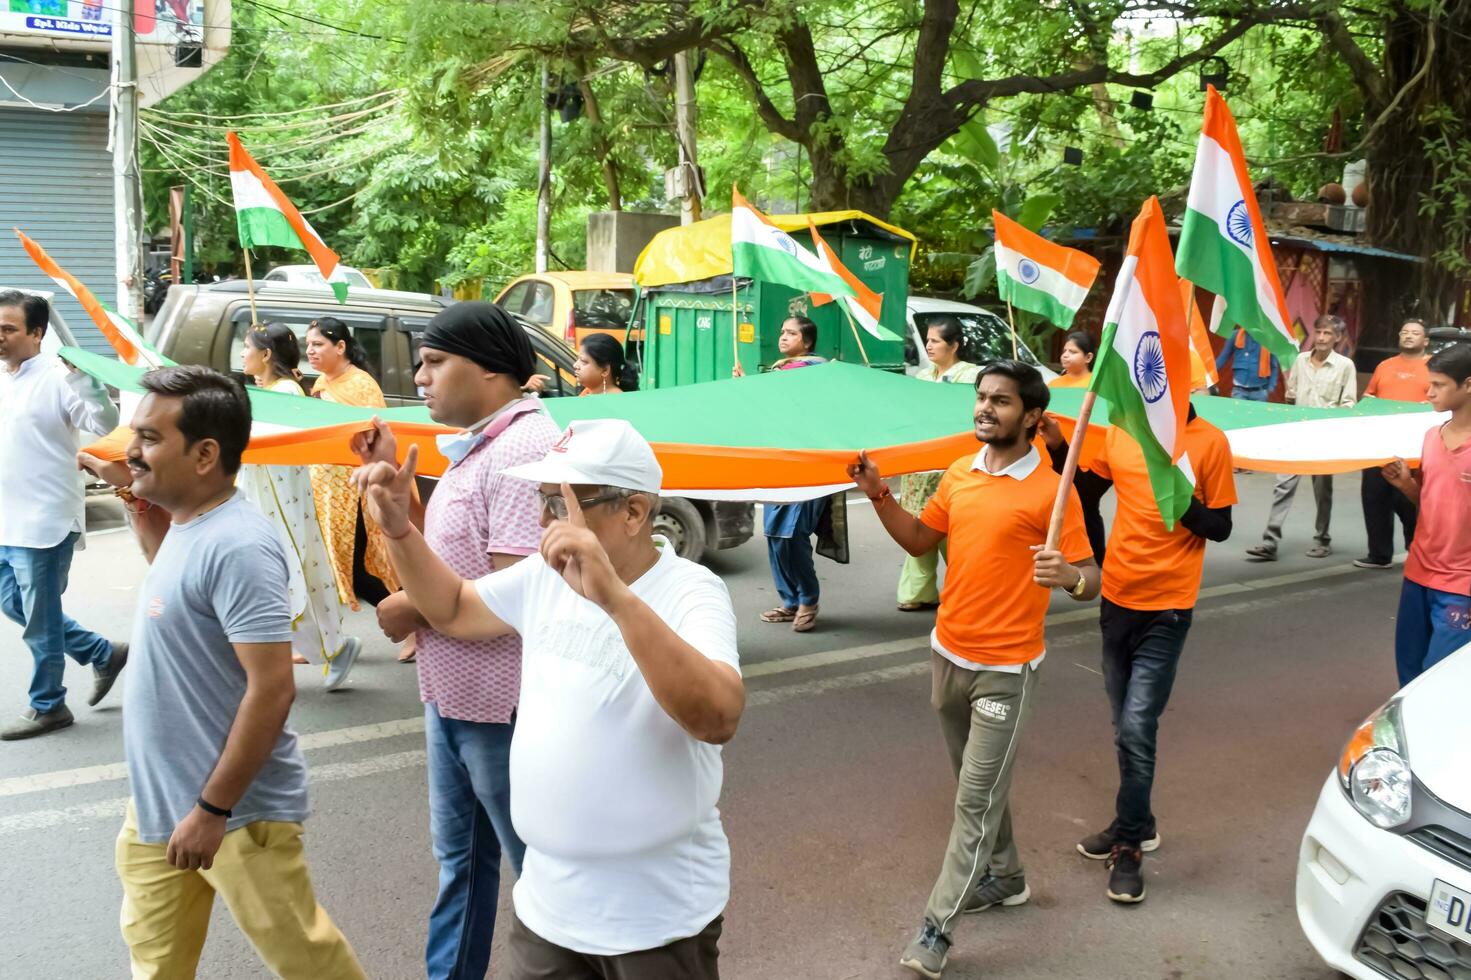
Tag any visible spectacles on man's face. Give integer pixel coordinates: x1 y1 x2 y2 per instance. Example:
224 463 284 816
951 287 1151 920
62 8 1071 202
537 490 623 520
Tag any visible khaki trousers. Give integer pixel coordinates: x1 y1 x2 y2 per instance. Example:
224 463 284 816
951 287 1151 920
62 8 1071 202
115 803 365 980
923 652 1040 937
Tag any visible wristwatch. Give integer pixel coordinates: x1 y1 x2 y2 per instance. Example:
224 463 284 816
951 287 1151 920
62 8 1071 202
1068 570 1088 599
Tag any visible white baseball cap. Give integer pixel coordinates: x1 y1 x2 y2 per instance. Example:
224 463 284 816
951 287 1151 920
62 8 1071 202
501 418 663 493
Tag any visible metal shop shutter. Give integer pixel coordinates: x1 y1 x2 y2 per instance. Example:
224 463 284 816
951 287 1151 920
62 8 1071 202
0 107 118 358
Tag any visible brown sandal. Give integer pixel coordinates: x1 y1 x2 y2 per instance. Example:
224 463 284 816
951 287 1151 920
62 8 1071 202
897 601 939 612
792 605 819 633
761 606 797 624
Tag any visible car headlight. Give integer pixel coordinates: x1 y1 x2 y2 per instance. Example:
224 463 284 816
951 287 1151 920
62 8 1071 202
1338 698 1412 829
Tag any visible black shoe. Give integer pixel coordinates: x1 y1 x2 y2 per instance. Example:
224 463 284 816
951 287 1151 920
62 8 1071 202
1 705 75 740
87 642 128 707
1353 557 1394 569
963 871 1030 913
1106 845 1146 903
899 921 951 979
1077 821 1161 860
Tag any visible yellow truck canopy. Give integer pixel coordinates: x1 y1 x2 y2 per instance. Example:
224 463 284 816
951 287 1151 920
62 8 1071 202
633 210 918 288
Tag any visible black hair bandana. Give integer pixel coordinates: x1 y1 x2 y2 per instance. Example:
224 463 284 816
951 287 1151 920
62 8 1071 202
420 301 535 383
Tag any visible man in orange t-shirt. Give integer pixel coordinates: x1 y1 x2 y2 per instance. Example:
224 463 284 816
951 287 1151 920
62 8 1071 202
851 361 1098 979
1043 405 1236 904
1357 318 1432 569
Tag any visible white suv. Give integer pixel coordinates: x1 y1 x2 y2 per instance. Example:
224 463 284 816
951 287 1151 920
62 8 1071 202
1297 642 1471 978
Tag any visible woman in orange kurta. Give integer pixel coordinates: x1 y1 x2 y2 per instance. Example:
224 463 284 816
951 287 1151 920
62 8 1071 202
305 317 399 611
1050 330 1096 389
1049 330 1108 563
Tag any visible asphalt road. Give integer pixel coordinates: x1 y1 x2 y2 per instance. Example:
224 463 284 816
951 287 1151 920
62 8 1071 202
0 471 1409 979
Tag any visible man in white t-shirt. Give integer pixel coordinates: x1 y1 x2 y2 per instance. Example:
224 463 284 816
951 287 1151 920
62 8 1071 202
355 418 745 979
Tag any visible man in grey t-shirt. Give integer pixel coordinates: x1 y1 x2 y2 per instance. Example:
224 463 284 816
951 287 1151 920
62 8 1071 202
82 366 363 979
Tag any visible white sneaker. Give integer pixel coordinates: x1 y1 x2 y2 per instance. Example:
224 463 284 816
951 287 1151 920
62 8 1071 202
324 637 362 691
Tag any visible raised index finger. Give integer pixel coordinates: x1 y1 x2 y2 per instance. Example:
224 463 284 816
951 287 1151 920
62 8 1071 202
560 481 587 527
395 444 420 487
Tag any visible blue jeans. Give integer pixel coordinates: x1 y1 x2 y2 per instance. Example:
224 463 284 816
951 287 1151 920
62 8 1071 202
0 533 112 713
1394 580 1471 686
1098 600 1194 846
1232 385 1270 401
424 705 526 980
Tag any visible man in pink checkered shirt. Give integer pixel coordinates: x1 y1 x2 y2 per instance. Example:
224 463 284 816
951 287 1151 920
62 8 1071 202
352 302 559 980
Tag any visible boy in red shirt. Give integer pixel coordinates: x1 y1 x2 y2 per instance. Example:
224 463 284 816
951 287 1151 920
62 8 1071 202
1381 343 1471 684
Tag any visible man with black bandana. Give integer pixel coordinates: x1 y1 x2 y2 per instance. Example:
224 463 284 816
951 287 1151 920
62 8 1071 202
352 301 560 980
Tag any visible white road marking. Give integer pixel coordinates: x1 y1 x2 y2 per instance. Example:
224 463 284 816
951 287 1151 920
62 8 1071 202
0 750 426 837
0 716 426 800
0 556 1390 809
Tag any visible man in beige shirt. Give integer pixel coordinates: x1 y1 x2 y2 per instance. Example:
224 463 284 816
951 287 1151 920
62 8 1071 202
1246 315 1357 560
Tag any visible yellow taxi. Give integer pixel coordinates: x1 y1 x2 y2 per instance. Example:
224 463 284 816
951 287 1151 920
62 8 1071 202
493 271 637 349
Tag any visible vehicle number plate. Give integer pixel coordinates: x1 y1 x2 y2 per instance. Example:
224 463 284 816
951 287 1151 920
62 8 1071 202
1427 879 1471 943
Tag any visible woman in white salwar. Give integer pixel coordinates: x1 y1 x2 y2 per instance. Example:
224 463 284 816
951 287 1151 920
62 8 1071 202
238 323 362 690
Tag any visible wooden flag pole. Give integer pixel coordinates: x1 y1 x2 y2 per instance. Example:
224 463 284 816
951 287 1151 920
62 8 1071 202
241 246 260 326
1045 389 1097 550
840 303 871 367
731 277 740 371
1005 299 1019 359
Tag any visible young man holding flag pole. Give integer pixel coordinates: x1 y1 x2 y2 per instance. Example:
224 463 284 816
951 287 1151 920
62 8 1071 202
1043 197 1237 905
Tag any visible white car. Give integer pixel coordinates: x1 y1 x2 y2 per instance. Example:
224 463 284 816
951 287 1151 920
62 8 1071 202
1297 643 1471 978
906 296 1058 382
262 264 373 290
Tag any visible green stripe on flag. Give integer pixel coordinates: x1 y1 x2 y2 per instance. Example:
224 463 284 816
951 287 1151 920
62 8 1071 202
236 207 303 252
1176 208 1298 364
997 273 1080 330
1088 320 1196 529
732 241 851 296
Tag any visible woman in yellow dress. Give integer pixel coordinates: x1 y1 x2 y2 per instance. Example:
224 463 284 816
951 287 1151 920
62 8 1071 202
304 317 400 619
239 323 362 689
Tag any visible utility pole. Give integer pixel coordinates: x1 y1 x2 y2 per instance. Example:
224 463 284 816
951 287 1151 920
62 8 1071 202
111 0 144 321
673 50 701 225
535 61 551 273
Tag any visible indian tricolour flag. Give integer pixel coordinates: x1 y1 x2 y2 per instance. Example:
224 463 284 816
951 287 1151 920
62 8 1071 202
730 186 854 299
14 228 170 367
993 210 1100 330
1176 87 1297 367
227 132 350 303
806 219 902 342
1089 196 1195 529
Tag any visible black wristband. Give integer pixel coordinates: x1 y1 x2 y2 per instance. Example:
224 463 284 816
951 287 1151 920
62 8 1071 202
196 796 232 818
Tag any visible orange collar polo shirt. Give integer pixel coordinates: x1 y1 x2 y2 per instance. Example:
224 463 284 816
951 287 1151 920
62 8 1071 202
1089 418 1237 612
1365 354 1431 404
919 446 1093 670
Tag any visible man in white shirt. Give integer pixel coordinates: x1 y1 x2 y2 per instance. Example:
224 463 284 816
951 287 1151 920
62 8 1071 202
0 291 125 740
1245 315 1358 561
355 417 745 980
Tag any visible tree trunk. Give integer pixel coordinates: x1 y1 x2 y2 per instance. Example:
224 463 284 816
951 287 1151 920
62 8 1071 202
575 60 622 211
1361 1 1471 317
